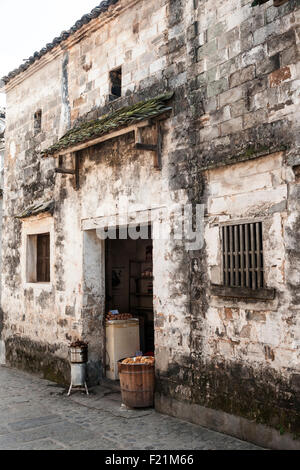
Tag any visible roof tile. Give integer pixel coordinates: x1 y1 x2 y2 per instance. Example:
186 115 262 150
43 92 173 156
16 201 55 219
1 0 120 85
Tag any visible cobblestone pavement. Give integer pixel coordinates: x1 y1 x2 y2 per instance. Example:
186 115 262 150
0 365 263 450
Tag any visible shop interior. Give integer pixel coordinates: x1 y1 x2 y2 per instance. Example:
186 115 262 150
105 228 154 377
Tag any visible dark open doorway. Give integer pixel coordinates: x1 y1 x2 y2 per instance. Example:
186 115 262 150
105 227 154 362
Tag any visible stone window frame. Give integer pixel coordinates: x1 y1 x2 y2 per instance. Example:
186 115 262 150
21 214 54 289
211 217 275 301
32 232 50 283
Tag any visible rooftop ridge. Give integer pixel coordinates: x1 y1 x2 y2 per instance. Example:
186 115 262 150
1 0 120 86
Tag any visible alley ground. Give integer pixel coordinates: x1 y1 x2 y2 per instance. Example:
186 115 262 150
0 365 262 450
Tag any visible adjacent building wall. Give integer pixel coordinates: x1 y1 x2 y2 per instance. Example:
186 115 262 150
154 0 300 443
0 109 4 363
0 111 4 286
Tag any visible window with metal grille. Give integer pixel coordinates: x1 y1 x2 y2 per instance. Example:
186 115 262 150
36 233 50 283
221 221 264 290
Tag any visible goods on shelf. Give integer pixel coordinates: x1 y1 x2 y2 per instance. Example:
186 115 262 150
106 312 133 321
141 268 153 278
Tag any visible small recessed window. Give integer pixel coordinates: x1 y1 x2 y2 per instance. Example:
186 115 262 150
34 110 42 135
27 233 50 283
221 221 264 290
211 220 275 300
109 67 122 101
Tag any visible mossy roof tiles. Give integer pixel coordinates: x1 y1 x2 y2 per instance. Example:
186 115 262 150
43 92 173 156
16 201 55 219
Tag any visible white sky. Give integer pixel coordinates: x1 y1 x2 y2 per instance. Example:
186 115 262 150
0 0 100 107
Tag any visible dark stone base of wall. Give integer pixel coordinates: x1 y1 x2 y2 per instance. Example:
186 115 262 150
155 393 300 450
156 358 300 437
5 337 70 385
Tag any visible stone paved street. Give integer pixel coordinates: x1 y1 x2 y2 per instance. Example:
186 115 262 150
0 365 263 450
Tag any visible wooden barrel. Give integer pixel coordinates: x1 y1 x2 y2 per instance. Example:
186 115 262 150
118 359 155 408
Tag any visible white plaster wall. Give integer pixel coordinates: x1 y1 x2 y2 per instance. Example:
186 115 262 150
205 152 300 374
2 0 174 356
76 127 190 363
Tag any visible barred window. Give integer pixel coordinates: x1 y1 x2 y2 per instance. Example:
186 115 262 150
222 221 264 290
36 233 50 283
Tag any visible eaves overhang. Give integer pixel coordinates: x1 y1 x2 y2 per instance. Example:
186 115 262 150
42 92 174 158
15 201 55 219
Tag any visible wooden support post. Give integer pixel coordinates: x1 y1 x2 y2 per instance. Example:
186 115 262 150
54 152 80 190
135 127 142 145
75 153 80 191
154 122 162 170
134 124 162 170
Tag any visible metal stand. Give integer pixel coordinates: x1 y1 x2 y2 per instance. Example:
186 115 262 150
67 382 89 396
68 362 89 396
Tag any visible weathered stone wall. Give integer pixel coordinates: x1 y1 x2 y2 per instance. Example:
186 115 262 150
2 0 188 384
154 0 300 441
0 109 5 354
2 0 300 444
200 152 300 435
193 0 299 168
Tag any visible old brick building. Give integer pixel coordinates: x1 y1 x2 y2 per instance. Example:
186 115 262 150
1 0 300 449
